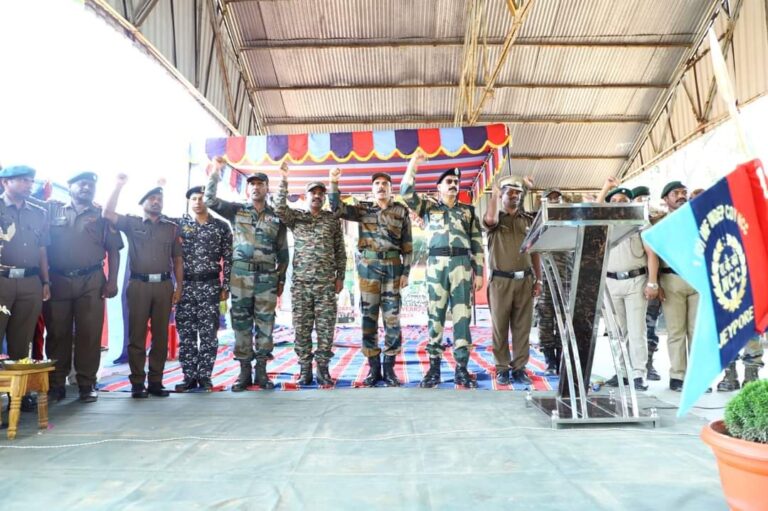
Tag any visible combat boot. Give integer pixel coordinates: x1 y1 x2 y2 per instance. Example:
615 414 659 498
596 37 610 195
316 363 335 386
363 355 382 387
419 358 441 388
744 365 761 384
382 355 401 387
646 351 661 381
298 363 313 385
455 364 478 388
717 362 740 392
253 359 275 390
543 347 558 376
231 360 253 392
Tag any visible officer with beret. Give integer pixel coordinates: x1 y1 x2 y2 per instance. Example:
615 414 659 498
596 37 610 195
400 151 484 388
29 171 124 403
166 185 232 392
328 167 412 387
205 159 288 391
597 178 660 391
0 165 51 411
103 174 183 398
276 162 346 386
484 176 542 385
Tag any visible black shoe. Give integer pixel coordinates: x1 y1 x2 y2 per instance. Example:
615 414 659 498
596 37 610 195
646 352 661 381
298 363 313 385
744 366 760 384
48 386 66 402
21 394 37 412
147 384 170 397
382 355 401 387
542 348 559 376
174 378 198 393
633 377 648 391
511 369 532 385
231 360 253 392
253 359 275 390
495 369 510 385
197 377 213 392
78 385 98 403
131 384 149 399
363 356 382 387
419 358 441 388
605 375 629 387
454 366 478 388
669 378 683 392
316 364 335 386
717 362 740 392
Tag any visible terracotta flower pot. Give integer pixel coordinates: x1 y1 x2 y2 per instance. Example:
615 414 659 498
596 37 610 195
701 420 768 511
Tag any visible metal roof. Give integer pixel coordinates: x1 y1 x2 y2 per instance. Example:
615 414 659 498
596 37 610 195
90 0 768 190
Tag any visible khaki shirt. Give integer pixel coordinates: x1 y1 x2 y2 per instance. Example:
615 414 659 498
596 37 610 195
607 232 647 272
44 203 124 271
115 214 182 274
483 210 533 273
0 195 49 268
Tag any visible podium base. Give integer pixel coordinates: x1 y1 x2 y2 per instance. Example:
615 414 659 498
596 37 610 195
529 394 661 429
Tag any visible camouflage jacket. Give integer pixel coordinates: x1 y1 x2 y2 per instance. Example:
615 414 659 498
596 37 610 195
328 181 413 276
167 214 233 292
204 172 288 285
400 178 484 277
275 177 346 283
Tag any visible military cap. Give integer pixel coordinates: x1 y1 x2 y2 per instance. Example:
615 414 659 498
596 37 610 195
138 186 163 205
185 186 204 199
631 185 650 198
371 172 392 183
604 187 634 203
306 181 327 193
542 187 562 198
437 168 461 185
498 176 525 191
0 165 36 179
246 172 268 184
67 171 98 185
661 180 686 199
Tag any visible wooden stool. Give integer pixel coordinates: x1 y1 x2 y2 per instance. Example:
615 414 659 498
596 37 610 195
0 366 53 440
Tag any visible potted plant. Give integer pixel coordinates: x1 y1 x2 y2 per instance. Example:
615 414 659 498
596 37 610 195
701 379 768 511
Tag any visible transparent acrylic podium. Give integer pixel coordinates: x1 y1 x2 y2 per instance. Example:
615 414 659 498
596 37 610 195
520 201 660 428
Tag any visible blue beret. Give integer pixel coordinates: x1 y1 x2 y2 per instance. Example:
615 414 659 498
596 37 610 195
138 187 163 205
0 165 36 179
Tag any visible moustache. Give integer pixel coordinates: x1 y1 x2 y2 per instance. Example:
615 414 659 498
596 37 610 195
448 187 457 192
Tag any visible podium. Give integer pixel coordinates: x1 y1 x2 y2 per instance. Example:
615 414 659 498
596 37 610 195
521 201 660 428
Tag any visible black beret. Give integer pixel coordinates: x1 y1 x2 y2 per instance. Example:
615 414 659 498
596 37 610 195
67 172 98 185
437 168 460 185
138 187 163 205
661 181 686 199
185 186 204 199
605 187 634 203
371 172 392 183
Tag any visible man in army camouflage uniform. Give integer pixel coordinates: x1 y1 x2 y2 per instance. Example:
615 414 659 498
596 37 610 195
536 187 572 375
205 158 287 391
400 151 484 388
169 186 232 392
328 167 412 387
276 163 346 386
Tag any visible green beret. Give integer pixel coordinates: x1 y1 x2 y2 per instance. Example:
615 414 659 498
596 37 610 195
631 186 650 198
661 181 686 199
605 187 634 203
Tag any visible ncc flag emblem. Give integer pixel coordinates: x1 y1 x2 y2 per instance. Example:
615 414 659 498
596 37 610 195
642 159 768 415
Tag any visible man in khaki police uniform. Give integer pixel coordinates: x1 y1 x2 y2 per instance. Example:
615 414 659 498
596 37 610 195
103 174 183 398
38 172 123 403
483 176 542 385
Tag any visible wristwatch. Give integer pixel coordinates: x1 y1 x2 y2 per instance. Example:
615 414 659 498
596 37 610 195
646 282 659 290
535 279 543 285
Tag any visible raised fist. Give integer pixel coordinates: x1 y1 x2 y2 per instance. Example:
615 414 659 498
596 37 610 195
329 168 342 182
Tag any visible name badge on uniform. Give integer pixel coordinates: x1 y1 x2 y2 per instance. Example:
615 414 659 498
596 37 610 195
9 268 25 278
148 273 162 282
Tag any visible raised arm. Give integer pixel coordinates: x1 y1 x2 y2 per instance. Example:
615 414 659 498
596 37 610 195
274 160 296 229
103 173 127 225
596 176 620 203
399 151 426 215
328 168 365 221
204 158 241 221
483 180 501 228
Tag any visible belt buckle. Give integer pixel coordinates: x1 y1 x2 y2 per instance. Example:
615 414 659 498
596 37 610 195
9 268 25 278
617 271 628 279
148 273 162 283
514 271 524 279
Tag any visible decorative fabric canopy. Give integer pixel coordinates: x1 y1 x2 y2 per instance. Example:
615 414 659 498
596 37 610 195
191 124 510 198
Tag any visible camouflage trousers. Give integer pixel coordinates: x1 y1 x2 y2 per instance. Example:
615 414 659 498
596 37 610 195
358 259 403 357
646 297 662 352
230 266 278 361
175 280 220 380
742 335 765 367
292 279 337 364
536 283 561 349
426 255 473 364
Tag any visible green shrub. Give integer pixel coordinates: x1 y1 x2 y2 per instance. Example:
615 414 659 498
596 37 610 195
724 379 768 443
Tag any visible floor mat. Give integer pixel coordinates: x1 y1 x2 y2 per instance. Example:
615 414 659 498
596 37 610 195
98 325 558 392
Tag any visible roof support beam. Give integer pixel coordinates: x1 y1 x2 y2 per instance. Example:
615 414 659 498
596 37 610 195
251 82 669 93
206 0 237 124
133 0 159 27
263 115 649 126
702 0 743 122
